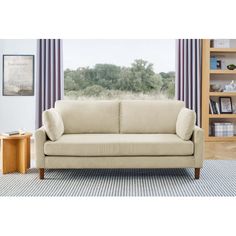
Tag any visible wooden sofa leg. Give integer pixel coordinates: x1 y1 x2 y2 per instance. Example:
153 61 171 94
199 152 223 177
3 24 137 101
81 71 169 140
39 168 45 179
195 168 200 179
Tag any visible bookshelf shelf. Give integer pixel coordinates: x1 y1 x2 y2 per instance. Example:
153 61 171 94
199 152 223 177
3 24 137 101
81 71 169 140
210 48 236 53
210 70 236 74
209 114 236 118
202 40 236 142
209 92 236 96
206 136 236 142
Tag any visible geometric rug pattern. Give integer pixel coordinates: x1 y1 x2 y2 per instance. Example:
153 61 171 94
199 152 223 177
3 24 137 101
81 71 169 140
0 160 235 197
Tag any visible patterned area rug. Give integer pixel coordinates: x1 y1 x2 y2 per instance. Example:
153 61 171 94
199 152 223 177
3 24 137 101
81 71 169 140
0 160 235 197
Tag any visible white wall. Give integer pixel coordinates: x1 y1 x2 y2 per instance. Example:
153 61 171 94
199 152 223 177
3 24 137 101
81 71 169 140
0 39 36 133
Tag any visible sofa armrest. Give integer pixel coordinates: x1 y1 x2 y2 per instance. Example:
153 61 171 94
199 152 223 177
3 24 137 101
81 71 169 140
35 126 47 168
191 126 204 167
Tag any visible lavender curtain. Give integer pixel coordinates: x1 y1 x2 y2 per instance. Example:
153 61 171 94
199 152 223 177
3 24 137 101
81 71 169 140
36 39 64 128
176 39 202 126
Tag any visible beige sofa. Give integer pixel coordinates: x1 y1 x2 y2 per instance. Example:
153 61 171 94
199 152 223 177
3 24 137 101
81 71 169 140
35 100 204 179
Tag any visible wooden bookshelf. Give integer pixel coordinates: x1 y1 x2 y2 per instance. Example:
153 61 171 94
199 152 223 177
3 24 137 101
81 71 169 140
202 39 236 142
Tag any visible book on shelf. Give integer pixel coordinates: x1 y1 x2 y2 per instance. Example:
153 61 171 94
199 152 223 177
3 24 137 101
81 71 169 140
209 99 219 114
209 99 214 114
210 57 217 69
215 102 220 114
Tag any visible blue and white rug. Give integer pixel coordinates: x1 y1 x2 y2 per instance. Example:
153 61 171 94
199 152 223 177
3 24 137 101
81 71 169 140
0 160 235 197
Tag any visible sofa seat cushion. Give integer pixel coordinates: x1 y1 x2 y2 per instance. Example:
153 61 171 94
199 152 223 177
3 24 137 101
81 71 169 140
44 134 194 156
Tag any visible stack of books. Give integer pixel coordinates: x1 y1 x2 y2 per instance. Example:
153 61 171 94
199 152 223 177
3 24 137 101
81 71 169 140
212 122 234 137
1 130 25 136
209 99 220 114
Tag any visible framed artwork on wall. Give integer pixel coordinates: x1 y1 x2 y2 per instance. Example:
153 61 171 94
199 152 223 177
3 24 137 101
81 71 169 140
2 55 34 96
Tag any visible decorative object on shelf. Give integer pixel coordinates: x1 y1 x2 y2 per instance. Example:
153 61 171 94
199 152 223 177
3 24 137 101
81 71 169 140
217 60 222 69
3 55 34 96
219 97 233 114
210 84 224 92
227 64 236 70
213 39 230 48
223 80 236 92
210 39 214 48
19 129 26 135
211 122 234 137
220 57 226 70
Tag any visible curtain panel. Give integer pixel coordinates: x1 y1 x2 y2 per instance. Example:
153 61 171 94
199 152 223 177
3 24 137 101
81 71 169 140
176 39 202 126
36 39 64 128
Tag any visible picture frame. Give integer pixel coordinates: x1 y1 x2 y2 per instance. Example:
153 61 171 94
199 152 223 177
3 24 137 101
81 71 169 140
216 60 221 69
2 55 34 96
219 97 233 114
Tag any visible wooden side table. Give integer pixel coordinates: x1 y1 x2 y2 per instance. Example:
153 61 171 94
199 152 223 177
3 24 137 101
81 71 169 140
0 133 32 174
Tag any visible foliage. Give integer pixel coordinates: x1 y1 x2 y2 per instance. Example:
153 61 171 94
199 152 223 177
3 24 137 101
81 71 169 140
64 59 175 99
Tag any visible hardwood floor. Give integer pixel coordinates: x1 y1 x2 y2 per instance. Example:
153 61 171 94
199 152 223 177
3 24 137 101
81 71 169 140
204 142 236 160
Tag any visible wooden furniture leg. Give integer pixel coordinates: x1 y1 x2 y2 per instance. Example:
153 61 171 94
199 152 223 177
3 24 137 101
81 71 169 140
39 168 45 179
18 137 30 173
195 168 200 179
2 139 17 174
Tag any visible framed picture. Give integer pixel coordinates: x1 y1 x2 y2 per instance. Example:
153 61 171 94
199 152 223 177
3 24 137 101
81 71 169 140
216 60 221 69
219 97 233 114
2 55 34 96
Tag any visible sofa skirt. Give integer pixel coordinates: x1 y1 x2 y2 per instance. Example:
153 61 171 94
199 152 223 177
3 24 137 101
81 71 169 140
43 155 200 169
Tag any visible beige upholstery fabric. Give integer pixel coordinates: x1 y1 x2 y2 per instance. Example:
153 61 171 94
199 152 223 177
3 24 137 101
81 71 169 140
120 100 185 133
35 127 47 168
35 100 204 170
55 100 119 134
44 134 193 156
42 108 64 141
192 126 204 168
176 108 196 140
45 156 195 169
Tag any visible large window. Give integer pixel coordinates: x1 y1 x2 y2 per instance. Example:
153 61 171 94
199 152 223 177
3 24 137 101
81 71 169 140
64 39 175 100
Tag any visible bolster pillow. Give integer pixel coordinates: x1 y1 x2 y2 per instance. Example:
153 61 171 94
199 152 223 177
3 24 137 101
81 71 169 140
176 108 196 140
42 108 64 141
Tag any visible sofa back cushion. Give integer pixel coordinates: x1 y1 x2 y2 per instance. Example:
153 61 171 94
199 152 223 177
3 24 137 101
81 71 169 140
120 100 185 133
55 100 119 134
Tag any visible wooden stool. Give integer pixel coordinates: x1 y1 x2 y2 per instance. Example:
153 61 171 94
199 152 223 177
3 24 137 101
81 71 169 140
0 133 32 174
